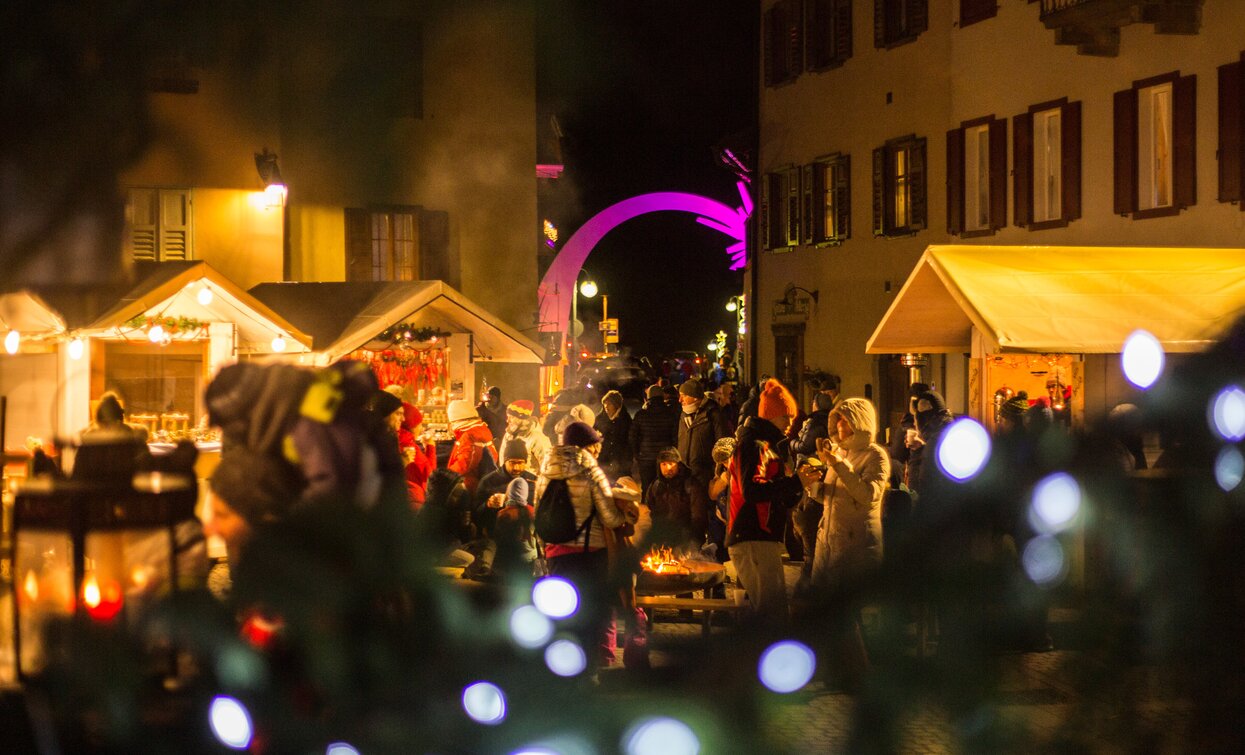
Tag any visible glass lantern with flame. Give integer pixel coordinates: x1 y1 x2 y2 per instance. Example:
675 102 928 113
9 442 198 681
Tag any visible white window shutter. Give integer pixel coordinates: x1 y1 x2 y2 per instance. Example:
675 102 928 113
158 189 191 260
128 188 159 262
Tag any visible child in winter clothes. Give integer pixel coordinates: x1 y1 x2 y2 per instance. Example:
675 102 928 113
493 476 538 573
394 402 436 510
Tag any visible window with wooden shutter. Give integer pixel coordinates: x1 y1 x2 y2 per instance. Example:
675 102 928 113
1016 98 1081 231
125 188 193 262
875 0 928 49
764 1 804 87
874 135 926 236
785 166 802 246
802 165 815 243
1218 53 1244 205
949 116 1006 236
959 0 997 28
345 206 421 281
806 0 852 71
762 172 788 250
812 153 851 245
1115 71 1196 219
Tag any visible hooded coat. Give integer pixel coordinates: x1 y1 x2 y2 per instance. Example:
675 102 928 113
910 390 954 496
629 396 679 465
642 460 708 543
594 406 633 481
447 418 497 493
397 403 436 508
534 445 625 554
811 398 890 589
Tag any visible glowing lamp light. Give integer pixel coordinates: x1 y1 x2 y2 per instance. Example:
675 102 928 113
23 570 39 603
509 605 555 649
1028 473 1082 535
148 324 165 343
706 342 718 353
725 299 738 312
461 681 507 725
757 640 817 693
1121 330 1164 389
544 638 588 677
1022 535 1068 588
197 285 214 306
5 329 19 354
579 279 598 298
263 182 288 208
532 577 579 619
623 717 700 755
1209 386 1245 442
82 574 123 621
68 337 85 361
271 335 287 352
209 696 254 750
1215 446 1245 492
936 418 991 481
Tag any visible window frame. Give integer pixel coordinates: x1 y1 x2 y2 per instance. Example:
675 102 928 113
346 205 422 282
873 134 927 238
125 187 194 263
1114 70 1196 220
1013 96 1082 231
761 168 800 252
946 116 1006 237
874 0 928 50
805 0 853 72
764 0 804 88
812 152 851 246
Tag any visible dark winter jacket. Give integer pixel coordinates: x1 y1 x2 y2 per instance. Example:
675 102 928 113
676 399 730 486
594 408 634 481
475 399 507 447
420 468 474 546
791 408 831 460
726 416 803 547
911 391 954 495
738 385 760 421
629 398 679 463
642 461 709 543
472 467 537 535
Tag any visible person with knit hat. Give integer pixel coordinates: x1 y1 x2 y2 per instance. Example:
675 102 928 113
535 420 626 670
446 398 499 494
493 476 538 574
997 391 1031 435
594 389 633 482
675 378 730 531
554 403 597 444
642 447 708 546
500 399 552 472
541 390 577 442
804 396 891 688
629 384 680 492
906 389 955 498
473 436 537 539
726 378 804 624
390 401 436 510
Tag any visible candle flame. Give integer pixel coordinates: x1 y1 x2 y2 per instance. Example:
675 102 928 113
24 570 39 602
83 574 101 608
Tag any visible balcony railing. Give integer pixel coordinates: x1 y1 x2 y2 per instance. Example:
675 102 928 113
1040 0 1202 56
1040 0 1094 15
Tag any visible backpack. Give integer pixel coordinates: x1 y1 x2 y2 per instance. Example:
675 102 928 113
534 478 595 550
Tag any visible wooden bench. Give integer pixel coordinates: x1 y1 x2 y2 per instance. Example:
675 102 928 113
635 596 745 637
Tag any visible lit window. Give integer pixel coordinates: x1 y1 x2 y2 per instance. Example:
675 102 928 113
1138 82 1173 211
1033 108 1063 223
964 124 991 231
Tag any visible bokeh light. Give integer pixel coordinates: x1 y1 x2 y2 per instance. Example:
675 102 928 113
936 418 992 481
510 735 596 755
1022 536 1068 588
208 696 253 750
1028 473 1082 535
532 577 579 619
1209 386 1245 442
623 717 700 755
1121 329 1164 389
757 640 816 693
1214 446 1244 492
462 681 507 725
510 605 555 649
544 638 588 677
5 330 19 354
326 743 360 755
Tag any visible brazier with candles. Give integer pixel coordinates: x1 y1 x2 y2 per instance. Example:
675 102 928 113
9 445 197 680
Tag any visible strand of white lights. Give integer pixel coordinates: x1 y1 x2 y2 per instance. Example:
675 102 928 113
271 334 287 352
4 329 19 354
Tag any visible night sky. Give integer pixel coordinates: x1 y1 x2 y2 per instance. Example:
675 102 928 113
536 1 757 358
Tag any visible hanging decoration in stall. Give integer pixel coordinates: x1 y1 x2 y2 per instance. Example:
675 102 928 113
372 324 453 348
120 315 209 345
347 346 447 398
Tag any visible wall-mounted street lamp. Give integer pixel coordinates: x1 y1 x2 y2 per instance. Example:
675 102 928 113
569 271 598 380
254 148 287 208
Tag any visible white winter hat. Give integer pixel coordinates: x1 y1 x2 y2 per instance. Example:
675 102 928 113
446 399 477 424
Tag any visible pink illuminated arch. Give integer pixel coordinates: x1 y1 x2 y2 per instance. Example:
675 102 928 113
538 181 752 337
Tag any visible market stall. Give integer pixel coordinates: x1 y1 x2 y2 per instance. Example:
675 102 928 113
866 245 1245 430
249 281 544 441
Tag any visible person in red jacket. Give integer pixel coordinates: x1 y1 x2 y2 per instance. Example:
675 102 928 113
446 399 497 494
394 402 436 510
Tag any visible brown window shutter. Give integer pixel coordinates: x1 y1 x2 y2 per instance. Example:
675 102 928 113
1061 100 1082 220
785 167 802 245
760 174 772 248
806 0 827 69
1173 74 1197 209
811 162 827 241
786 0 805 78
909 137 928 230
873 0 886 48
872 146 886 235
1013 112 1033 228
419 209 453 286
960 0 997 28
834 0 853 63
159 190 190 261
128 188 158 262
769 173 788 248
1218 61 1242 203
345 207 373 281
989 117 1008 230
946 127 965 235
1113 88 1139 216
908 0 929 35
835 155 852 239
802 165 815 243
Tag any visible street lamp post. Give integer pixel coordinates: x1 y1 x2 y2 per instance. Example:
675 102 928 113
726 294 746 378
568 271 598 387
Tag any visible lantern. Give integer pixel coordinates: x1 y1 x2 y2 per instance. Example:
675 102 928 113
8 440 197 680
